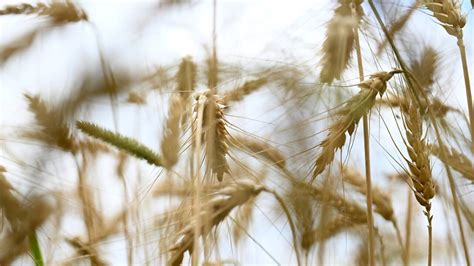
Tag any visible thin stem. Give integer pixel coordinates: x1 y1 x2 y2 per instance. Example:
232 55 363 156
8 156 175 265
425 207 433 266
456 31 474 151
392 219 406 265
367 2 471 265
28 232 44 266
353 5 375 265
404 189 413 266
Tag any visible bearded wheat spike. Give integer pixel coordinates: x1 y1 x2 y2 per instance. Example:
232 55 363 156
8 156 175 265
320 0 364 83
312 70 402 180
402 98 436 265
0 1 88 23
343 167 394 222
422 0 465 36
198 91 231 182
223 78 268 104
430 144 474 183
403 102 435 209
161 95 185 169
168 180 264 266
231 136 286 170
176 56 197 99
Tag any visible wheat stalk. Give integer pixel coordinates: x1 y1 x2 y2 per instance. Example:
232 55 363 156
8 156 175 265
312 70 402 180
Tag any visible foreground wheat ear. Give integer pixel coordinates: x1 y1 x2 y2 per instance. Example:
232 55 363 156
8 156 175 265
168 180 265 266
312 69 402 180
194 90 230 181
76 121 163 167
401 97 436 265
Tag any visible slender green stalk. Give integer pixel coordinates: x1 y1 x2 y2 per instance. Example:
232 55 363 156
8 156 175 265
367 2 471 265
28 232 44 266
353 7 375 265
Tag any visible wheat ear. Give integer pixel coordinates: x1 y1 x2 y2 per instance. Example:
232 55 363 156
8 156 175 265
231 136 286 170
312 70 402 180
430 144 474 183
423 0 474 150
197 91 230 181
319 0 364 83
0 1 87 23
161 95 185 169
76 121 162 167
368 2 470 264
168 180 264 266
223 78 268 104
402 100 435 266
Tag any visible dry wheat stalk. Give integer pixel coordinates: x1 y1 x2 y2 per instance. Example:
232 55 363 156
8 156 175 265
312 70 402 180
168 180 264 266
195 91 230 181
430 144 474 183
320 0 364 83
0 1 88 23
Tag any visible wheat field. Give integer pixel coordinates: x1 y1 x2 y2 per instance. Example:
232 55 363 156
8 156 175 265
0 0 473 265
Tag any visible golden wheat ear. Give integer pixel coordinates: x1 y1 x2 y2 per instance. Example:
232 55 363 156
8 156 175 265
319 0 364 84
196 91 230 182
312 70 401 180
